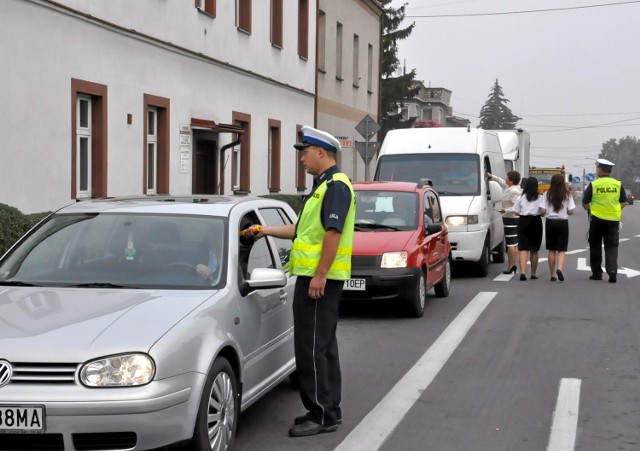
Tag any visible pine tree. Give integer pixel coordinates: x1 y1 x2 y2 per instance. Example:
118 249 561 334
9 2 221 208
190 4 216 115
478 79 521 130
380 0 421 140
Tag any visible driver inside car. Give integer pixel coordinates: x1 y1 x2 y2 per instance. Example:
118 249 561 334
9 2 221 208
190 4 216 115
196 227 221 283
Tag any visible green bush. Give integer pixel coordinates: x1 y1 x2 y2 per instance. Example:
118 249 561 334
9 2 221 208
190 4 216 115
0 204 51 256
260 194 304 215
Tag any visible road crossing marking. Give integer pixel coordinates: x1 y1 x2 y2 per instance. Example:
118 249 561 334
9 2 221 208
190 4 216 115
547 378 582 451
334 292 497 451
577 257 640 278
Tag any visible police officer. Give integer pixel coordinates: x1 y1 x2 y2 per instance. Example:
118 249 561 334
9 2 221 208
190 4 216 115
249 125 355 437
582 158 628 283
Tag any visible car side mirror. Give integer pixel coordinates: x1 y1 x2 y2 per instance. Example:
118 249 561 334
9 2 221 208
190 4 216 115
426 223 442 235
488 180 504 203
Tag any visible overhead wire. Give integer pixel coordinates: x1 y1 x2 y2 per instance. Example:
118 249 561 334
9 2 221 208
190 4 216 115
405 1 640 18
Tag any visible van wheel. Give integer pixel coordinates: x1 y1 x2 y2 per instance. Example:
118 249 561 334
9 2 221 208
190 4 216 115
476 239 490 277
409 270 426 318
492 238 506 264
434 258 451 298
193 357 238 451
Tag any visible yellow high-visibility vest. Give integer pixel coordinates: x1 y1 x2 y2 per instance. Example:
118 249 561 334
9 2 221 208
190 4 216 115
590 177 622 221
290 173 355 280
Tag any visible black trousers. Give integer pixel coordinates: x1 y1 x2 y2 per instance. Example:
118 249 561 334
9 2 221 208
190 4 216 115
293 276 342 427
588 216 620 276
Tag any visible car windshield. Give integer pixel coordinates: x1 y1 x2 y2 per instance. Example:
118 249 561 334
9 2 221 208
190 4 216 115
0 213 227 289
375 153 480 195
354 190 418 230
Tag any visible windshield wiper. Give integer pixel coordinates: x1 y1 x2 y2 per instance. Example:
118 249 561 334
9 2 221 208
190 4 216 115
437 191 463 196
0 280 40 287
354 223 401 231
66 282 136 289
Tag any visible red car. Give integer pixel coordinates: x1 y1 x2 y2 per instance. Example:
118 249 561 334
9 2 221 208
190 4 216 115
343 180 452 317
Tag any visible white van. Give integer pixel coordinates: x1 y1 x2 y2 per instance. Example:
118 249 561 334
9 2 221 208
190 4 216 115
374 127 506 276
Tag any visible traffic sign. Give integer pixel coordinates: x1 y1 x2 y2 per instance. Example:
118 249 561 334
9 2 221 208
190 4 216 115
355 114 380 140
635 176 640 183
585 172 596 182
355 141 379 165
572 176 581 183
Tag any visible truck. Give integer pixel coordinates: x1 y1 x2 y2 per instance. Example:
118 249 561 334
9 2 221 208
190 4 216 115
493 129 530 180
373 127 506 276
528 165 572 194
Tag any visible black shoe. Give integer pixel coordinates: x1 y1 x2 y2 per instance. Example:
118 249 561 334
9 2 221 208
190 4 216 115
531 275 538 280
589 274 602 281
294 413 342 425
503 265 517 275
520 274 527 281
550 276 557 282
609 274 617 283
556 270 564 282
289 420 338 437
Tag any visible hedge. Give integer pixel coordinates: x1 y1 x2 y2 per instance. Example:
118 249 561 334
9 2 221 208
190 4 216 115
0 204 50 256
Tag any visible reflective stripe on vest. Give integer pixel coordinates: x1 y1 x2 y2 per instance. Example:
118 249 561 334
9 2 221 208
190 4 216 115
290 173 355 280
590 177 622 221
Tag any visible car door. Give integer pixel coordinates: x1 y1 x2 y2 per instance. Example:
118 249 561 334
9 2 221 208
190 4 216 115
234 210 293 402
425 190 447 286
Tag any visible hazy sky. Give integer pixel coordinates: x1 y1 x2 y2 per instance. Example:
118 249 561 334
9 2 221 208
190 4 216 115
391 0 640 180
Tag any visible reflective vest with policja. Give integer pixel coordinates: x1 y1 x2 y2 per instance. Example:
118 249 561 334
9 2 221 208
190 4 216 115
290 173 356 280
589 177 622 221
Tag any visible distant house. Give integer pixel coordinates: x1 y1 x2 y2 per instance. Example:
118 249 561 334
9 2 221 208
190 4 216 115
401 83 471 128
1 0 382 213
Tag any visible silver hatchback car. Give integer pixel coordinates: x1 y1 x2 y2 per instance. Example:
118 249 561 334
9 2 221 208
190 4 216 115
0 196 297 451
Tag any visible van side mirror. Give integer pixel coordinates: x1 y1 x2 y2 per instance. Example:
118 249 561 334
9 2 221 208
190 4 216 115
488 180 504 202
426 223 442 235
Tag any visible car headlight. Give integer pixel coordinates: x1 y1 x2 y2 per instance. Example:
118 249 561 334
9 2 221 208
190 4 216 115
446 215 478 226
80 353 155 387
381 251 408 268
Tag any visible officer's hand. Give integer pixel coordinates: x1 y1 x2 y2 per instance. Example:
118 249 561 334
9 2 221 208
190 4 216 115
308 275 327 299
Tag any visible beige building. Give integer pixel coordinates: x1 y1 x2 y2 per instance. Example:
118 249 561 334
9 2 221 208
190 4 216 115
402 84 471 128
316 0 383 182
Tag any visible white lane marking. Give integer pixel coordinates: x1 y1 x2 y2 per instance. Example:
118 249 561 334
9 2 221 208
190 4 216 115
565 249 587 255
494 273 515 281
547 378 582 451
577 257 640 278
335 292 497 451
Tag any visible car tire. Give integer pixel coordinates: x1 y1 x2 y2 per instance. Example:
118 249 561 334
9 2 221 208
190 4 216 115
476 238 490 277
492 238 505 264
193 357 239 451
434 258 451 298
408 270 426 318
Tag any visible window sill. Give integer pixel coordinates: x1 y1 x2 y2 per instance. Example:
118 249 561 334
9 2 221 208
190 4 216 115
318 68 326 74
353 83 360 89
237 27 251 36
196 9 216 19
336 76 344 82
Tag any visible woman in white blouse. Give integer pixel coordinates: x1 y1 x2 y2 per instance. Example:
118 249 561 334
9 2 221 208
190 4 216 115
488 171 522 274
511 177 546 280
542 173 575 281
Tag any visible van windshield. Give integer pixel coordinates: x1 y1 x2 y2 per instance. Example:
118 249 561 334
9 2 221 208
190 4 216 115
375 153 480 196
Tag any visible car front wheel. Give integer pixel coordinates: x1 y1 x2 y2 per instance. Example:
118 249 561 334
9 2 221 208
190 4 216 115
193 357 239 451
408 270 426 318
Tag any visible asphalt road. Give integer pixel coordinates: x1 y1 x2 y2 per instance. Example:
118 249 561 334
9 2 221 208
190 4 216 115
233 204 640 451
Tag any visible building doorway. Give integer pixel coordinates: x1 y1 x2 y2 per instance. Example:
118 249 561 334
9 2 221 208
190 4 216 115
192 129 219 194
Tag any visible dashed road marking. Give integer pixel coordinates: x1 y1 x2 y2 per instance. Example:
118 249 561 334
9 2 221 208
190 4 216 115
547 378 581 451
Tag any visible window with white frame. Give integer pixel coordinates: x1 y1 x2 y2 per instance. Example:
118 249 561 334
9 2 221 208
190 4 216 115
76 94 92 198
232 146 241 191
336 22 343 80
147 107 158 194
367 44 373 92
353 34 360 87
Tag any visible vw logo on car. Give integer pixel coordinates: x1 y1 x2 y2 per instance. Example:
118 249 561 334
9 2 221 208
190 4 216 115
0 360 12 388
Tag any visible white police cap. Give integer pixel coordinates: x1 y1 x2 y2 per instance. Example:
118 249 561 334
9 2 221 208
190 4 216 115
596 158 614 169
294 125 341 153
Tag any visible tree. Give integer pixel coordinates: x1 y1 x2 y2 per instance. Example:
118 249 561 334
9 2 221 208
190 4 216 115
478 79 521 130
380 1 421 141
599 136 640 191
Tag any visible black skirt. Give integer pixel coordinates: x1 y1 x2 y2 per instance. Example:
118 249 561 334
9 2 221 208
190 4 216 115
517 215 543 251
545 218 569 251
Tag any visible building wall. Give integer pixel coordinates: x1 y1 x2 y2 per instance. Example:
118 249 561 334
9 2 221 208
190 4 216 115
316 0 382 182
0 0 317 213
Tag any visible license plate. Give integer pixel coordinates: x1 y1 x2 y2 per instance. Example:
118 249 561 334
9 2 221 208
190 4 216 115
0 405 45 433
343 278 366 291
